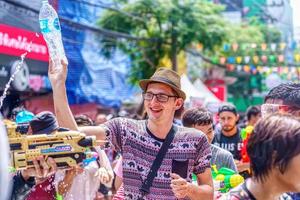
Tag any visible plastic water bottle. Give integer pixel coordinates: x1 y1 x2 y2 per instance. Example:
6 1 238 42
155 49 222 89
39 0 65 70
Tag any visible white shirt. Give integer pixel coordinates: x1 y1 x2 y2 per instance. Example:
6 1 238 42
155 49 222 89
54 161 100 200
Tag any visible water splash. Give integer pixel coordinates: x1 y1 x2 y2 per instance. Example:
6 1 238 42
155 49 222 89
0 39 34 109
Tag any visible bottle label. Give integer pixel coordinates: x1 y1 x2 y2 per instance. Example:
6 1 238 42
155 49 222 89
40 19 50 33
53 18 61 31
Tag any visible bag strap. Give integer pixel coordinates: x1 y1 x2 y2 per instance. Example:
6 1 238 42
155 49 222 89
139 125 177 196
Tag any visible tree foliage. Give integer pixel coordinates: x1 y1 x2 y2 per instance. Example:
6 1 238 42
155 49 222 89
97 0 227 84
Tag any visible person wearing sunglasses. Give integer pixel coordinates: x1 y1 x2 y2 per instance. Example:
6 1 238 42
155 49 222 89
218 114 299 200
48 58 214 200
262 83 300 117
262 83 300 200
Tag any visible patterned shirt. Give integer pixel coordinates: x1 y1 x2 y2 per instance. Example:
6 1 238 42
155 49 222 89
103 118 211 200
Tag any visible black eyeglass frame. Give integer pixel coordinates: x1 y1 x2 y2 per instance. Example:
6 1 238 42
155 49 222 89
142 92 178 103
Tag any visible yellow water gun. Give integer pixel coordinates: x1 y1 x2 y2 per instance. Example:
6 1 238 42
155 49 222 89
4 120 102 170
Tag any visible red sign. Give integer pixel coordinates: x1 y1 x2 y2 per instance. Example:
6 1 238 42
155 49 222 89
208 85 227 101
0 24 49 61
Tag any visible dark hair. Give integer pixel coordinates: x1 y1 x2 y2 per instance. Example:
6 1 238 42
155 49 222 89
246 106 261 121
247 113 300 182
75 114 94 126
265 83 300 108
182 107 213 128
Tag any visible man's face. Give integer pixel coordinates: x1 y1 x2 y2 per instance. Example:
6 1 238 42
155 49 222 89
275 153 300 192
193 123 214 143
144 83 183 123
218 111 238 132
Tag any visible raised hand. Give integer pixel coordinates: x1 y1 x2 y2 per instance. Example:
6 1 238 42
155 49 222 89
48 57 68 86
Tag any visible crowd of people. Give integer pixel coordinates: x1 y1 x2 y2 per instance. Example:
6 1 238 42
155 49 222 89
2 57 300 200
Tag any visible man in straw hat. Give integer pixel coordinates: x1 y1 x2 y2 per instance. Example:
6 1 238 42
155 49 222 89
48 59 213 200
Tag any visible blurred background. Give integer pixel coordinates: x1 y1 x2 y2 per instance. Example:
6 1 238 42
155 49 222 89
0 0 299 119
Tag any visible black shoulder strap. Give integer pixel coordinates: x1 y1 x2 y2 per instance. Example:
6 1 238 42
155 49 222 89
242 182 257 200
139 125 177 196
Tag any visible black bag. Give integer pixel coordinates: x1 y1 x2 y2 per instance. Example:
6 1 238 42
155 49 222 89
139 125 177 198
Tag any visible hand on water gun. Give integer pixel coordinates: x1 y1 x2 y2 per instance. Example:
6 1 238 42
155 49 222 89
240 126 254 163
212 165 244 193
5 119 103 170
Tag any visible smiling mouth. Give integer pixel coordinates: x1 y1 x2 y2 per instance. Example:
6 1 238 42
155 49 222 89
150 108 163 113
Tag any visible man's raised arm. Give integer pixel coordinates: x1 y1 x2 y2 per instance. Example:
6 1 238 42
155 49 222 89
48 58 106 141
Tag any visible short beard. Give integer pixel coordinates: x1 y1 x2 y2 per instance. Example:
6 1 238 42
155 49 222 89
222 126 235 133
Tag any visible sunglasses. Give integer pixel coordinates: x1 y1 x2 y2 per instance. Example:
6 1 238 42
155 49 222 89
261 103 299 117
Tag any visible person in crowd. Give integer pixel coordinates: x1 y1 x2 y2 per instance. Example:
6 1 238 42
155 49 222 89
182 107 237 172
11 157 57 200
263 83 300 117
55 114 114 200
75 114 95 126
219 114 298 200
9 111 59 200
212 104 248 173
239 106 261 128
213 104 242 160
49 58 214 200
25 111 67 200
262 83 300 200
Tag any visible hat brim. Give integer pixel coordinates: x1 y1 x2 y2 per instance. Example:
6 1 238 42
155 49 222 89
139 79 186 100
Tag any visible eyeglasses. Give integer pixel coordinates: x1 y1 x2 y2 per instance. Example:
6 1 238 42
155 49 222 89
143 92 178 103
261 103 293 117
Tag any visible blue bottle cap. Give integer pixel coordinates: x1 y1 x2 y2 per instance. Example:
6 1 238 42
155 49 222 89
15 111 35 124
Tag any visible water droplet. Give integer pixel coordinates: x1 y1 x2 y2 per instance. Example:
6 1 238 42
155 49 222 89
35 33 40 37
0 39 32 109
